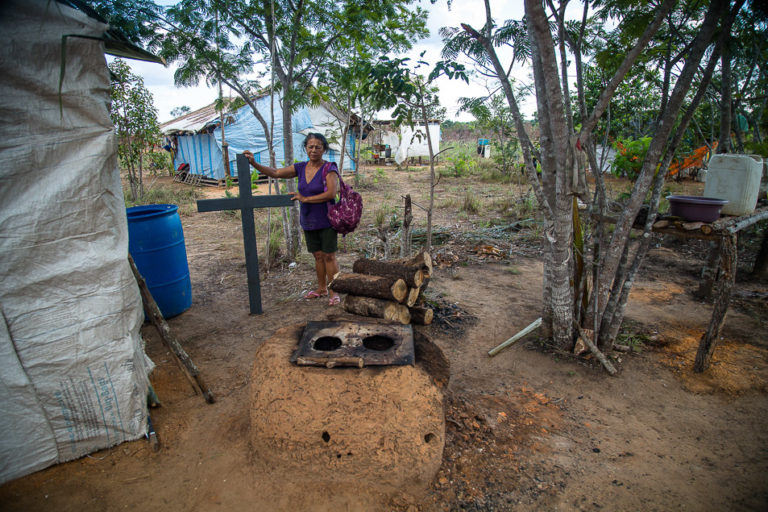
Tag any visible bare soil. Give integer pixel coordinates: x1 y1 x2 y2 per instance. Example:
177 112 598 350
1 167 767 511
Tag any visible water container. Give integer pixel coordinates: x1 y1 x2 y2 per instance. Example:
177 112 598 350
703 154 762 216
126 204 192 318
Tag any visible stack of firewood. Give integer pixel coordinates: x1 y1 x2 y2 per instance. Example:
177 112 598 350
330 252 434 325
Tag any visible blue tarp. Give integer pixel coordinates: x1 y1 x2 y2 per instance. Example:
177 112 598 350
172 98 355 180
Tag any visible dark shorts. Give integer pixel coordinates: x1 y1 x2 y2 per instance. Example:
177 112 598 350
304 227 337 254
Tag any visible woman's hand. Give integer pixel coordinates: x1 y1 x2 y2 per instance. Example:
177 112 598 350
242 150 256 167
290 192 304 203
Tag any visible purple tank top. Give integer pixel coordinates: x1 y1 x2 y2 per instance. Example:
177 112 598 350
296 160 337 231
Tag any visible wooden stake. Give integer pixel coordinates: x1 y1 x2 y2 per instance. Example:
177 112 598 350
129 256 215 404
488 318 542 357
575 323 617 376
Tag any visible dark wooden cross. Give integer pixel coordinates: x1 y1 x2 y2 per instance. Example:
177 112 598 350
197 153 293 314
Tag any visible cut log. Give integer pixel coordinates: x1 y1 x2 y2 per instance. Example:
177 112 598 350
329 273 408 303
682 221 704 231
653 219 670 229
405 287 421 307
352 258 425 287
393 251 433 276
409 305 434 325
342 295 411 324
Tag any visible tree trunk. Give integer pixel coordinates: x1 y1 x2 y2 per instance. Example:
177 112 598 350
281 97 301 257
400 194 413 258
526 0 574 349
329 273 408 303
694 233 737 372
342 295 410 324
752 229 768 278
352 258 425 287
422 103 436 253
718 40 733 154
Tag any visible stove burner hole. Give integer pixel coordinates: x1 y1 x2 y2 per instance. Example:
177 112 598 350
424 433 436 444
322 431 331 442
314 336 342 351
362 335 395 351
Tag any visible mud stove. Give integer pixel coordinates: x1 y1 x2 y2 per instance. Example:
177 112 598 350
291 321 415 368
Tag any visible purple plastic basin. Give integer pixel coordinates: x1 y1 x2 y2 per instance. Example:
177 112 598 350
666 195 728 222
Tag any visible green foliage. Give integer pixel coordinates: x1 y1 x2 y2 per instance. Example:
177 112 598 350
611 137 652 180
109 58 161 201
745 140 768 158
146 151 172 175
443 146 477 177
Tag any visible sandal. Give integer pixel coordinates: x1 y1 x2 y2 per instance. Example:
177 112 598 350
328 295 341 306
304 290 326 299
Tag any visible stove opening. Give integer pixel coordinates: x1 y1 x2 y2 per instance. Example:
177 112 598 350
362 335 395 351
314 336 342 351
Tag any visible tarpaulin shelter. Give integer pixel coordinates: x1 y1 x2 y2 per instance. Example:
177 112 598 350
161 99 361 180
0 0 164 483
368 120 442 166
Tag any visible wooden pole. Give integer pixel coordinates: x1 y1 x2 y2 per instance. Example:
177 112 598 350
576 323 617 376
129 256 215 404
488 318 542 357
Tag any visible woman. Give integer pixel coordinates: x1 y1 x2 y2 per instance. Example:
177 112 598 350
243 133 341 305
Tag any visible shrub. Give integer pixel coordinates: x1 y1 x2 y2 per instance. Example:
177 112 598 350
611 137 652 180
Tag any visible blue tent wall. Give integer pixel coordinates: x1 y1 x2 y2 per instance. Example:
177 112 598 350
172 98 356 179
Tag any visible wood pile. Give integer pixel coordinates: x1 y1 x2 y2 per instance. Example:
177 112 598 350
330 252 434 325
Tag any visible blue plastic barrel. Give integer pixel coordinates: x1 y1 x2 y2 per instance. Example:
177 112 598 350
126 204 192 318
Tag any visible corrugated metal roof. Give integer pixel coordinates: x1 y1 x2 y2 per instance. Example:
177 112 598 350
160 102 232 135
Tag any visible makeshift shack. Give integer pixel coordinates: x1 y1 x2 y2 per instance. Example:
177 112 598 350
161 99 363 181
367 120 442 166
0 0 164 483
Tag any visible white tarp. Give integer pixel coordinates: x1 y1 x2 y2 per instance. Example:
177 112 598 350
0 0 151 483
376 122 441 165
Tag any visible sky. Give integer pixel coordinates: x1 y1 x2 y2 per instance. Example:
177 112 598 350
124 0 537 124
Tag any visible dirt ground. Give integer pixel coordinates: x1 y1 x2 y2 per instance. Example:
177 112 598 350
1 167 767 511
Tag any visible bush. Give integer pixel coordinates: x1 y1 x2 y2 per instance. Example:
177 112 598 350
443 146 477 177
611 137 651 180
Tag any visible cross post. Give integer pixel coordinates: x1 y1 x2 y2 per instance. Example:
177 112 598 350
197 153 294 314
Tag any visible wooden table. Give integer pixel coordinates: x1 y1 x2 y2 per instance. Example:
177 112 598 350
650 205 768 372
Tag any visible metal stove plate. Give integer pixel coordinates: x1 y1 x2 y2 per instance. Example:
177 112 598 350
291 321 414 368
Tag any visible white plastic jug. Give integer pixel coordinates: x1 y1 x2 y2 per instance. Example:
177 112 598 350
703 154 762 216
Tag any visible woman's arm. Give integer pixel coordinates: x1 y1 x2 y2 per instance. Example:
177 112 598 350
242 151 297 179
291 169 338 204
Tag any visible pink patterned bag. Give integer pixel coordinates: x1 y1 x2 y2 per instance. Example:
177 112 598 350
323 163 363 236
